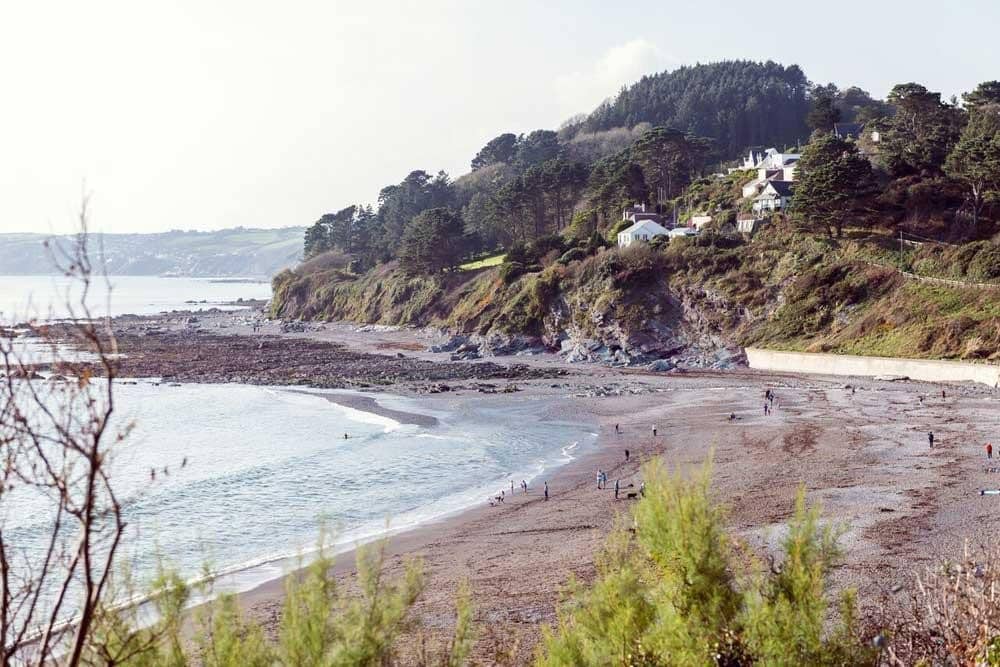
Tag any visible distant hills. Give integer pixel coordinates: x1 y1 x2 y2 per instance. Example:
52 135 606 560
0 227 304 277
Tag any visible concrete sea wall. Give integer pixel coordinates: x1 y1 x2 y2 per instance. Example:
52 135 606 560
745 348 1000 387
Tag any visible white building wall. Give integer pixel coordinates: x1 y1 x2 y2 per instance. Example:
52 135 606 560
746 348 1000 387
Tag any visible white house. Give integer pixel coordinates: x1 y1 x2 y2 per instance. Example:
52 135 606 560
617 219 670 248
668 226 699 239
760 148 801 170
622 203 665 225
752 180 794 214
742 168 782 198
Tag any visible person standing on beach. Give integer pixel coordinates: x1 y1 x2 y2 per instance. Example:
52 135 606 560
652 425 658 437
597 470 603 489
544 482 549 501
988 443 993 460
614 479 620 499
511 480 515 494
615 423 620 434
928 431 935 448
625 449 630 462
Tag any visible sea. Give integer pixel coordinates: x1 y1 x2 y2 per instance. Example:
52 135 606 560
0 275 596 606
0 274 272 321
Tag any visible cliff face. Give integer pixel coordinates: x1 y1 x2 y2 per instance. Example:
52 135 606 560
271 247 748 369
272 222 1000 367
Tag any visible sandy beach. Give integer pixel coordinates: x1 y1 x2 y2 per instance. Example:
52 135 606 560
60 308 1000 663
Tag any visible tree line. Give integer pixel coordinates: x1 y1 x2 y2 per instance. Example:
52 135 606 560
302 61 1000 278
794 80 1000 237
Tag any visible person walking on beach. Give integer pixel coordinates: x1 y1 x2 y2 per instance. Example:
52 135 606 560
597 470 603 489
522 480 527 493
625 449 630 462
511 480 515 494
614 479 620 500
928 431 935 448
988 443 993 460
652 425 658 437
544 482 549 501
615 423 620 434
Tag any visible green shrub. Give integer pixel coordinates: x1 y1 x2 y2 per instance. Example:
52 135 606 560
558 248 587 265
536 458 874 666
82 537 472 666
499 261 526 284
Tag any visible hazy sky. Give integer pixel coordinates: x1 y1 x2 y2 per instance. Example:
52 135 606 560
2 0 997 234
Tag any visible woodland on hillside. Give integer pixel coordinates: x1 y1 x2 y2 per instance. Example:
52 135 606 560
298 61 1000 280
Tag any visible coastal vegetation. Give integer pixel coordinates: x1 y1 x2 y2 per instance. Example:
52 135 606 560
279 64 1000 363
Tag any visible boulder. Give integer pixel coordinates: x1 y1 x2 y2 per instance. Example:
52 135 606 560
646 359 675 372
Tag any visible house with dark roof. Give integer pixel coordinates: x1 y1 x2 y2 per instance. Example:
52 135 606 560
752 180 794 214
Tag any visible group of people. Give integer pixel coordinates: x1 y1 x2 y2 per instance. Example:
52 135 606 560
491 479 545 506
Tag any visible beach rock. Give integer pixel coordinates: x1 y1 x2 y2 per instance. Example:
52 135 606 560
429 334 468 353
646 359 675 372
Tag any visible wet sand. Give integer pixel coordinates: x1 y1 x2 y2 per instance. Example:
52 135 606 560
234 371 1000 663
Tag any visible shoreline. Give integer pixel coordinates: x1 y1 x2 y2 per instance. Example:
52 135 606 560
40 306 1000 662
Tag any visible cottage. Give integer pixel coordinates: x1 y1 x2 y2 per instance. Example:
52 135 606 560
622 203 665 225
668 226 699 239
742 168 778 198
752 180 794 214
617 219 670 248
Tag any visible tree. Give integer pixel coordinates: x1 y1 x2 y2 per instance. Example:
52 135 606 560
537 459 873 665
945 104 1000 226
807 90 842 133
962 81 1000 111
373 170 456 261
793 134 874 237
836 86 890 124
471 132 519 170
398 208 469 275
880 83 964 176
569 60 811 158
632 127 711 204
515 130 561 168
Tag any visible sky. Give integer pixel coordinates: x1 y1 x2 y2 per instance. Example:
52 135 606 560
1 0 997 235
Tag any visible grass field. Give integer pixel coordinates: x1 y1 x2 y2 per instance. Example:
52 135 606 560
459 253 505 271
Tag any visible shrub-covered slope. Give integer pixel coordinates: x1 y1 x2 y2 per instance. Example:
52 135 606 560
273 221 1000 365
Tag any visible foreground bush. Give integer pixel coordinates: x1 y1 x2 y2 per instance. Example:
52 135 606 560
80 539 472 667
876 541 1000 665
536 459 874 666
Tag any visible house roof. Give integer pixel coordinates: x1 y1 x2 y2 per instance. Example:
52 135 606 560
620 219 670 237
758 180 794 198
834 122 864 139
